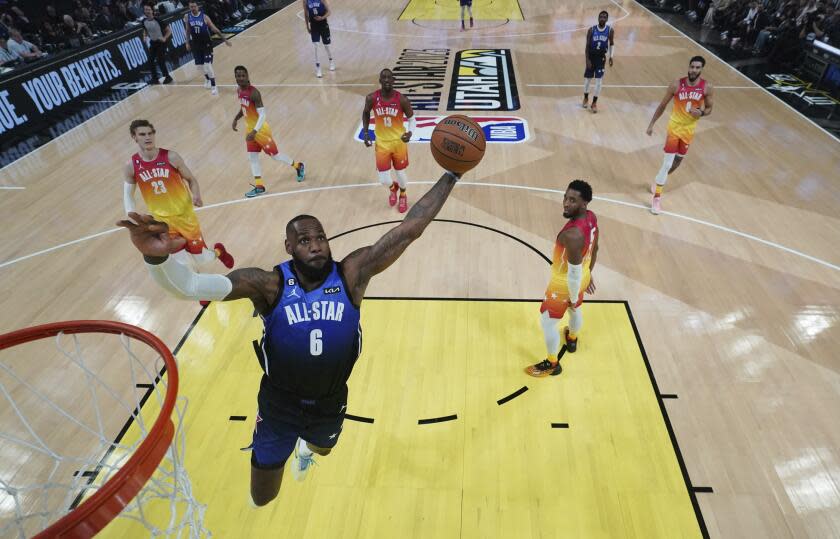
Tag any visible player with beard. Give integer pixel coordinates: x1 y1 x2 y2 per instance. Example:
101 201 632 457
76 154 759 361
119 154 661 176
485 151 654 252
232 65 305 198
362 69 415 213
117 168 462 506
582 10 614 113
526 180 599 377
645 56 714 214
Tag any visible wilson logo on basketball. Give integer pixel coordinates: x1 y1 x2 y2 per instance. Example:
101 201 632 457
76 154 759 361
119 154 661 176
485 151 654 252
442 138 465 156
442 119 479 141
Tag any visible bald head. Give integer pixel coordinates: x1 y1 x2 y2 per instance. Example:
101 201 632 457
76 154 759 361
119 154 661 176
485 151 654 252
285 215 333 282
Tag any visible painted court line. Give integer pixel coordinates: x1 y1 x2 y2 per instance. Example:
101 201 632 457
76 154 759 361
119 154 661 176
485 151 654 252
170 83 375 88
528 84 757 89
0 186 25 190
1 182 837 273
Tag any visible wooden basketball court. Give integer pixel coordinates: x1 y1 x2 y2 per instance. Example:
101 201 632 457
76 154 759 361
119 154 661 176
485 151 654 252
2 0 839 537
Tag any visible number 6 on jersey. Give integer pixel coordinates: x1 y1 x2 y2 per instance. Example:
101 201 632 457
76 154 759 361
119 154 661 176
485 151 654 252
310 329 323 356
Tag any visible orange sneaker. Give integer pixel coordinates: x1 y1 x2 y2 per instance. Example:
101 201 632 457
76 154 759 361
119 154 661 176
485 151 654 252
398 193 408 213
525 359 562 377
215 242 234 269
388 185 398 207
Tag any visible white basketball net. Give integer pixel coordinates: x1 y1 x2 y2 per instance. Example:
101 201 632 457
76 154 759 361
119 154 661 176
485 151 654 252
0 330 209 538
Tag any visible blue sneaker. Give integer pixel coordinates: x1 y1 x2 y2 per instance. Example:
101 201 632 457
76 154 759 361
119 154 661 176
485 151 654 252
292 439 316 481
245 185 266 198
295 162 305 182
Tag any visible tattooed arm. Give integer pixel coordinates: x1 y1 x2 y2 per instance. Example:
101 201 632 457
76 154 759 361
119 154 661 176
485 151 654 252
340 171 459 304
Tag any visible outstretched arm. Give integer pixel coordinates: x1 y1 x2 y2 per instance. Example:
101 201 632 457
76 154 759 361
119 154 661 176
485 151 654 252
646 79 677 135
341 172 459 303
117 213 279 313
608 27 615 66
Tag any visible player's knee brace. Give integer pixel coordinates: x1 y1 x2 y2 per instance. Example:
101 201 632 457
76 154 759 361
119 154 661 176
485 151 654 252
378 170 392 186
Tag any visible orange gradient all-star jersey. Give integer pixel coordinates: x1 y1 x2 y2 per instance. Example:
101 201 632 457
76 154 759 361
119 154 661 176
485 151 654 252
238 85 272 136
372 89 406 142
132 149 192 217
667 77 707 143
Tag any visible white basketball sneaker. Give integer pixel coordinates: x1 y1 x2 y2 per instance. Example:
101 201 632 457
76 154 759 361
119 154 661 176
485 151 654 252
329 59 335 71
316 65 323 78
651 195 662 215
211 86 218 96
292 439 316 481
204 78 211 89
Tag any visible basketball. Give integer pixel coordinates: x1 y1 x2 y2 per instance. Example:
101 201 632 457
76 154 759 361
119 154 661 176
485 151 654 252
430 115 486 174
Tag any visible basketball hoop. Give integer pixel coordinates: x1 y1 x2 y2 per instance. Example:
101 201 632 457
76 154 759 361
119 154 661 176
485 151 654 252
0 321 208 538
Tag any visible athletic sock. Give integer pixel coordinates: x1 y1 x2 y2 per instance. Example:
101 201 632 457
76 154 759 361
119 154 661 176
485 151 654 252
654 184 663 198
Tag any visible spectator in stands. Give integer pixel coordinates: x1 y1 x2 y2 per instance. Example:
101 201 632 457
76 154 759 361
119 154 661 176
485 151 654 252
74 4 94 27
127 0 144 19
2 5 35 35
41 4 65 46
156 0 178 14
824 8 840 43
767 6 802 63
0 34 21 66
112 1 134 28
94 4 120 31
62 14 93 48
7 27 42 60
753 3 797 52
